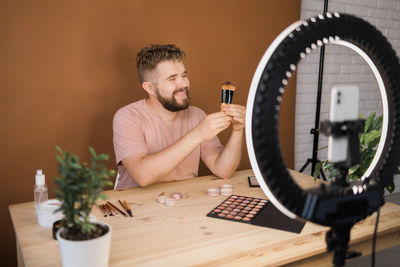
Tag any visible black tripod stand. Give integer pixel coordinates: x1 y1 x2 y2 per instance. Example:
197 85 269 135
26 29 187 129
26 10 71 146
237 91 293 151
298 0 329 181
319 117 367 266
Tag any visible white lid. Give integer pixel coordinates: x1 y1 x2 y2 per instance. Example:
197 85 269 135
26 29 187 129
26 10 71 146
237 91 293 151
35 169 45 185
164 198 176 207
37 199 61 210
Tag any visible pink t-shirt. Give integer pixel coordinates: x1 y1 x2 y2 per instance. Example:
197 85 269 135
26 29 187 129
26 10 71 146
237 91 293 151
113 99 223 189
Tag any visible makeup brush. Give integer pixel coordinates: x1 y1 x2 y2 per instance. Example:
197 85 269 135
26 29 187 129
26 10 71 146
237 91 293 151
107 201 127 217
105 202 119 215
123 200 133 217
98 204 108 217
221 81 236 111
119 200 133 217
101 204 113 216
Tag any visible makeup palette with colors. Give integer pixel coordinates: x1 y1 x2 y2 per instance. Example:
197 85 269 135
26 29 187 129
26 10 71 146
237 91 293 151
207 195 268 224
207 195 305 233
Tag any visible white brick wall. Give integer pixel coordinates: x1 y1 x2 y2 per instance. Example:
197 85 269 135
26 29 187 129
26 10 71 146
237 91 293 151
295 0 400 193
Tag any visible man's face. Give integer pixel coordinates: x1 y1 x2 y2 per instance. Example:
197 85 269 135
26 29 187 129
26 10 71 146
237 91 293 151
152 60 190 112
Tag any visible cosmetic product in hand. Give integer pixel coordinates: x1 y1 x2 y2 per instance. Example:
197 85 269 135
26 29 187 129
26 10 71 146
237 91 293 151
221 81 236 111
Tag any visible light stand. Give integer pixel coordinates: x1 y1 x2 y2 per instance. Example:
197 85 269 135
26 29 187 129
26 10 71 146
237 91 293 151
245 11 400 267
320 118 365 266
299 0 329 180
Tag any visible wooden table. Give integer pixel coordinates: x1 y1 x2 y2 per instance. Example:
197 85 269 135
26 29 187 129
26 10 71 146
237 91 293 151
9 169 400 266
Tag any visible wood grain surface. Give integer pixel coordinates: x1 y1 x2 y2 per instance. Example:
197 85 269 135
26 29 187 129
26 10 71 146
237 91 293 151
9 169 400 266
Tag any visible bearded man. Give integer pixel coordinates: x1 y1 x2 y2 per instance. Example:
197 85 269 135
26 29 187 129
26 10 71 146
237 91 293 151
113 44 245 188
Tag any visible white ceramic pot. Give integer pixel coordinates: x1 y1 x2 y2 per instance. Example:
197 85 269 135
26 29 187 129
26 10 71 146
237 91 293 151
56 223 112 267
35 199 64 227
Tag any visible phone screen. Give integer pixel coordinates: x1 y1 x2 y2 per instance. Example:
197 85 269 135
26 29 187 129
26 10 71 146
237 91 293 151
327 86 360 163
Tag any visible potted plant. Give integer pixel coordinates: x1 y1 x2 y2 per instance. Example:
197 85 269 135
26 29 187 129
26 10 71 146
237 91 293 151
313 113 398 192
54 146 115 267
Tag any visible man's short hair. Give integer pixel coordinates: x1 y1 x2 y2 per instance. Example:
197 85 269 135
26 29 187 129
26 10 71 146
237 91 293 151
136 44 186 83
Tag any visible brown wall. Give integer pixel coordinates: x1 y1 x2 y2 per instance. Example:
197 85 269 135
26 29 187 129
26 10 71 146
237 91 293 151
0 0 300 265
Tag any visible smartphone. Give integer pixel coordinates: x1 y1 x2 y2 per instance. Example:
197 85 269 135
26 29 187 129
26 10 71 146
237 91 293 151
327 85 360 163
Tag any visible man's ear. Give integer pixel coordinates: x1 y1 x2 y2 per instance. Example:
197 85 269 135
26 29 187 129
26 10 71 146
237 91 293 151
142 81 155 96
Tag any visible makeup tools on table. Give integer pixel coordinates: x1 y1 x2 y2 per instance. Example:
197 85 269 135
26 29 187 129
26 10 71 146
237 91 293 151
98 200 133 217
157 192 188 207
107 201 127 216
119 200 133 217
220 81 236 111
206 184 233 197
99 203 112 216
248 176 260 187
207 195 268 223
207 195 305 233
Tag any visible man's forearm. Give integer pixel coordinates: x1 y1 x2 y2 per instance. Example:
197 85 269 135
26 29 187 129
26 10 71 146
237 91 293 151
212 129 244 179
123 129 203 187
123 111 232 187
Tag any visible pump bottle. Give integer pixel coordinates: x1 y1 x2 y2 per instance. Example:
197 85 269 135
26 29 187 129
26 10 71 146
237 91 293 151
34 169 48 206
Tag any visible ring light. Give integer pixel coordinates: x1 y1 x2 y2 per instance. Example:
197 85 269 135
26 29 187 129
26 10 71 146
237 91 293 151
246 12 400 227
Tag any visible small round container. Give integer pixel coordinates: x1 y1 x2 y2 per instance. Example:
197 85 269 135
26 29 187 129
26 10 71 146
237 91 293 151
164 198 176 207
206 188 220 197
35 199 63 227
220 187 233 196
221 184 233 189
171 192 182 200
157 196 168 204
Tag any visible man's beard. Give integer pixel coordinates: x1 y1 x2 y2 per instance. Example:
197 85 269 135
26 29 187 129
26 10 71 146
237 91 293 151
155 87 190 112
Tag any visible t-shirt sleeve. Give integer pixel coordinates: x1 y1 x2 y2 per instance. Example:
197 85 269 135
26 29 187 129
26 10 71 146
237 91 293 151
113 108 149 165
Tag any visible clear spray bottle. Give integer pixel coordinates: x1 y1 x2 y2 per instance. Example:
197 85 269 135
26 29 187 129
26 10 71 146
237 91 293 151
34 169 48 206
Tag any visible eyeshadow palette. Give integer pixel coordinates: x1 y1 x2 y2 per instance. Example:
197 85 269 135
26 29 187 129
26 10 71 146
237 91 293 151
248 176 260 187
207 195 305 233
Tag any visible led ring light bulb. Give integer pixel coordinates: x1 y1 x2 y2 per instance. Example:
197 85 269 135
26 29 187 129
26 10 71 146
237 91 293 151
246 12 400 226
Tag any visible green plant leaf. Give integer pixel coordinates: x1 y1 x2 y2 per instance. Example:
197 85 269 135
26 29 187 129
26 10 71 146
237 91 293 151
56 145 63 154
372 115 383 131
321 112 395 192
364 113 375 133
364 130 381 148
54 146 115 238
313 161 323 181
96 154 109 161
89 147 96 158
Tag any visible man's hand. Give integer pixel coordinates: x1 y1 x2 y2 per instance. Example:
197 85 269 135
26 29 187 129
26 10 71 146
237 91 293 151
202 104 246 180
222 104 246 131
195 112 232 142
